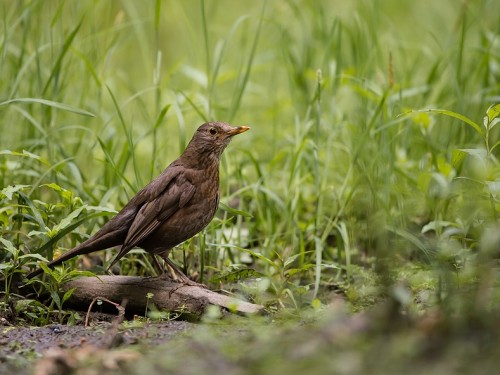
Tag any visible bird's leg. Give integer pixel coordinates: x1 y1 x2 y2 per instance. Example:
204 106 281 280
163 256 192 284
158 254 206 289
151 255 166 277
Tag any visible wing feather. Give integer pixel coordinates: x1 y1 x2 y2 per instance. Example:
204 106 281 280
108 172 196 267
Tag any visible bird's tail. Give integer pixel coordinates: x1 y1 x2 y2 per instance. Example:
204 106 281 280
26 230 123 279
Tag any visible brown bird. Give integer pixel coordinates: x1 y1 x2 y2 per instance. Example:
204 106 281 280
27 122 250 281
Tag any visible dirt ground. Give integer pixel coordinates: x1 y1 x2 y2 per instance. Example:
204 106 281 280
0 315 194 375
3 304 500 375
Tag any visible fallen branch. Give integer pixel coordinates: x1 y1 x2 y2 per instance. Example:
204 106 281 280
85 297 126 327
61 276 264 317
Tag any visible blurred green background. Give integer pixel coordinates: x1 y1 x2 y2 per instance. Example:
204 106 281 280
1 0 500 311
2 1 500 373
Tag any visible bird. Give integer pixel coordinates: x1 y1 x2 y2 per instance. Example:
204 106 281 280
27 122 250 281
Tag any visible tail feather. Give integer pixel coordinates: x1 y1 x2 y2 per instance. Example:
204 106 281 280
26 228 126 279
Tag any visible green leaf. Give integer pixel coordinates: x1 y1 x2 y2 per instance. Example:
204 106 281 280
455 148 488 159
285 264 315 277
19 253 49 262
219 202 253 218
42 18 84 95
43 183 80 203
86 205 117 214
422 221 454 233
486 103 500 124
387 226 432 260
39 263 59 280
0 98 95 117
0 238 18 256
283 253 301 268
211 267 263 283
18 191 47 230
27 230 48 237
15 299 46 313
0 150 50 165
50 291 62 310
403 108 483 136
43 182 67 194
51 206 87 234
61 287 76 305
489 118 500 130
451 149 467 169
0 184 30 200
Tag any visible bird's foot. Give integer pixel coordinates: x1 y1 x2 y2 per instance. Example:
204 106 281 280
155 255 208 295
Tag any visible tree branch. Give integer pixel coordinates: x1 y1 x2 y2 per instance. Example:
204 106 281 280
61 276 264 317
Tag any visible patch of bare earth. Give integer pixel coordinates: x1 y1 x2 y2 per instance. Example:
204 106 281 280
0 317 194 375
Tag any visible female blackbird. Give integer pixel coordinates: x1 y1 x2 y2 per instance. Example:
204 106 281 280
27 122 250 281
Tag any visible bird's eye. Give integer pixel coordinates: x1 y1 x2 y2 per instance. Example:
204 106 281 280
209 127 217 135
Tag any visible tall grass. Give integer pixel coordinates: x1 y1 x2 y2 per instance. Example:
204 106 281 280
1 0 500 312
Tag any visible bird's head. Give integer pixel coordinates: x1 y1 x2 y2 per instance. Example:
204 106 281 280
184 122 250 163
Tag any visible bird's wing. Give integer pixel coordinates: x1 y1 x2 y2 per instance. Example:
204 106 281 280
108 173 196 267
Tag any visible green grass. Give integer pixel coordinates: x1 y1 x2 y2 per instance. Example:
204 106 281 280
1 0 500 333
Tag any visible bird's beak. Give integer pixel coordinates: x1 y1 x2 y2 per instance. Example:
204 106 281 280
227 126 250 136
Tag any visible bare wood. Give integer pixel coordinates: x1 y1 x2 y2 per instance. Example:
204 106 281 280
61 276 264 316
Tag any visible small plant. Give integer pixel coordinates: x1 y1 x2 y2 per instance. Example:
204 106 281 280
0 237 47 303
145 292 154 318
26 264 95 323
0 180 114 314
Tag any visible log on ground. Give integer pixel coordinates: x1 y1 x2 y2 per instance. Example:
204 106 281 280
61 275 264 317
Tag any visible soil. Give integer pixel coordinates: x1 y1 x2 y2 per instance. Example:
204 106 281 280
0 314 194 375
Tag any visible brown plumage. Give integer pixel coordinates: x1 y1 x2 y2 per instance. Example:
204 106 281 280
27 122 250 279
